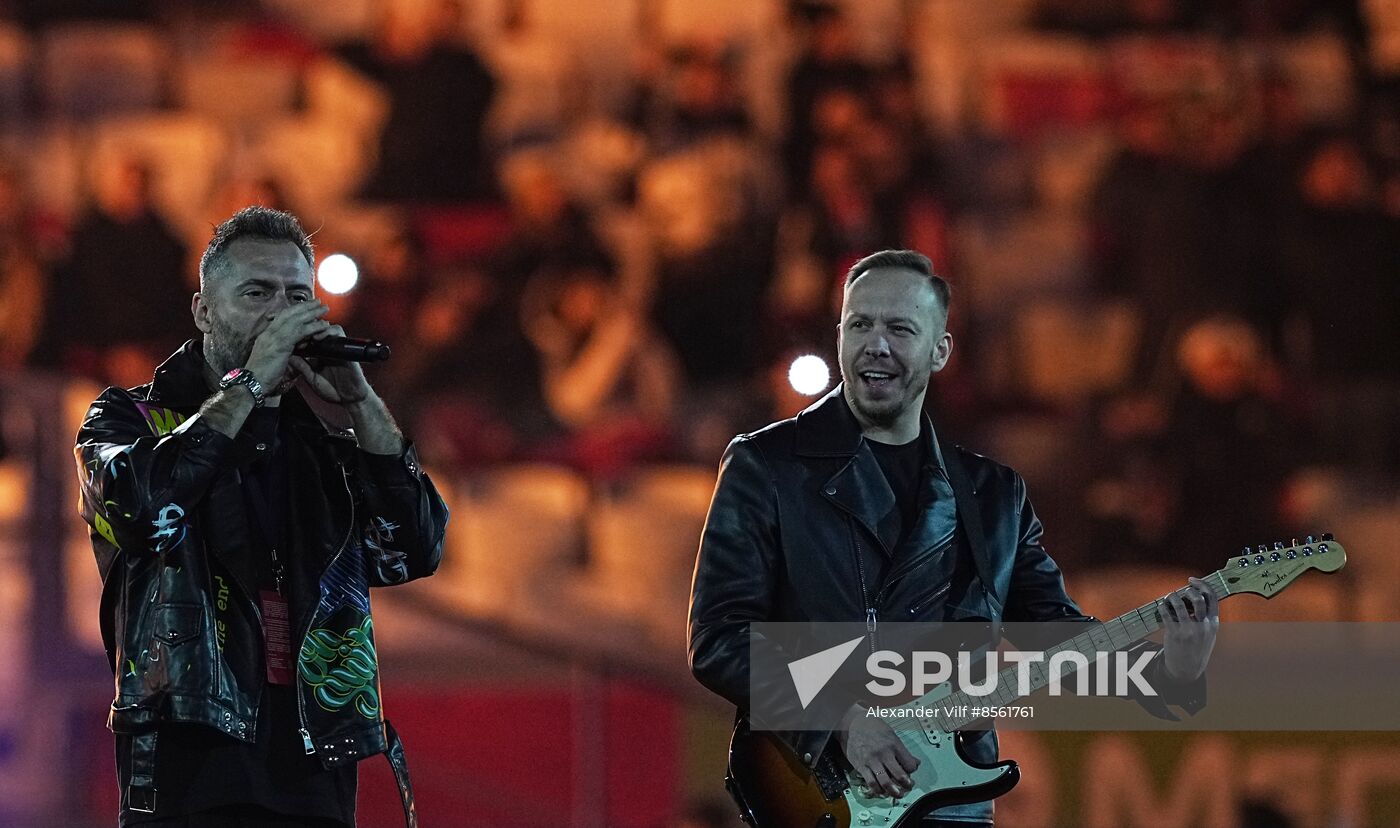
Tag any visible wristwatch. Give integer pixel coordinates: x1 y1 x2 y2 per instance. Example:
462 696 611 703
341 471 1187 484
219 367 267 407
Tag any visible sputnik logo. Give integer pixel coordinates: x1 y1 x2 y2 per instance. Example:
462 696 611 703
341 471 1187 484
788 636 865 709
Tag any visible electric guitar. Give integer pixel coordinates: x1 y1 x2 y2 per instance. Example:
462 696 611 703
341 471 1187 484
726 534 1347 828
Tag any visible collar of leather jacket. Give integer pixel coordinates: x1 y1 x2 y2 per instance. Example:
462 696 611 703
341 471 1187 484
148 339 355 446
789 385 953 559
793 384 947 474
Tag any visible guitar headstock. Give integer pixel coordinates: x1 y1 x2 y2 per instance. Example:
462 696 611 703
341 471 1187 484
1215 534 1346 598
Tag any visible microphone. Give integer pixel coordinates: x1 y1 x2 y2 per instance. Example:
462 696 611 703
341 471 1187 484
295 335 392 362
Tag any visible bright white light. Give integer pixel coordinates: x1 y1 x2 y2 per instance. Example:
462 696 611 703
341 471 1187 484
317 253 359 295
788 354 830 396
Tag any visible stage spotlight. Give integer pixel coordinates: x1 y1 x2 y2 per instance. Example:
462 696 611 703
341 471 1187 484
318 253 359 295
788 354 830 396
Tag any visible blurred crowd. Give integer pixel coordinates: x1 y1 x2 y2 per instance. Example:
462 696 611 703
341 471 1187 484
0 0 1398 573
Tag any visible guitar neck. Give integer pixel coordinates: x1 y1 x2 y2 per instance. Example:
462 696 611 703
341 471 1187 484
931 571 1228 730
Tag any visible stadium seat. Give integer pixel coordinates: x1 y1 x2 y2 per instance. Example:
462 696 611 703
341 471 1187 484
433 464 590 619
976 34 1106 136
303 55 386 135
40 24 167 119
259 0 378 43
87 114 228 233
176 58 300 124
953 212 1091 314
1 127 83 218
251 114 375 210
1014 300 1140 404
583 465 715 642
64 378 107 654
0 23 29 120
1330 503 1400 621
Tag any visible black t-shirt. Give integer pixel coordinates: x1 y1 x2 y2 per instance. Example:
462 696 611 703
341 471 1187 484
120 407 357 826
868 434 924 539
863 433 926 593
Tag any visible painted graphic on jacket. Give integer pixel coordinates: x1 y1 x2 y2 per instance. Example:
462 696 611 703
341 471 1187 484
299 616 379 719
298 538 379 719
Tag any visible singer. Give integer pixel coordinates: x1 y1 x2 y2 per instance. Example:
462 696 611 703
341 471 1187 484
74 206 449 827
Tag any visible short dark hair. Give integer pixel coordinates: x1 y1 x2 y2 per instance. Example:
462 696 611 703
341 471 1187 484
845 249 951 315
199 206 314 291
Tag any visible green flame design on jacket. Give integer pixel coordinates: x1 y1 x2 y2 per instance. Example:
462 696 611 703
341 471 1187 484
299 617 379 718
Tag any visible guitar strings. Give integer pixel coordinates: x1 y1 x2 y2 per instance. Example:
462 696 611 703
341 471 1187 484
879 571 1228 741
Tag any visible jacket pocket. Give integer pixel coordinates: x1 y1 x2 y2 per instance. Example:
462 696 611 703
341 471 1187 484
907 581 952 617
151 602 203 647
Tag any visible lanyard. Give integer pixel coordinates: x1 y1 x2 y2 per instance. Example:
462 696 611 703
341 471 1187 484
244 459 287 595
245 461 297 686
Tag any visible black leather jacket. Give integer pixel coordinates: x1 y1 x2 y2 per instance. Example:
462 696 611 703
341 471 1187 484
688 387 1202 820
74 341 448 817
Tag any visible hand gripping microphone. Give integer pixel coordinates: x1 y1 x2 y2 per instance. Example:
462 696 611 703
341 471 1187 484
295 335 392 362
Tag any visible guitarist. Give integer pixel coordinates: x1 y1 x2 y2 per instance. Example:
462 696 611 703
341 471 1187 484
688 249 1220 826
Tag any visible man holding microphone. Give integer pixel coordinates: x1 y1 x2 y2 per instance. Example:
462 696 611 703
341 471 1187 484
75 206 448 827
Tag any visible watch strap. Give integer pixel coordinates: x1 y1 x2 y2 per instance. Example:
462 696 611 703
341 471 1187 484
220 367 267 407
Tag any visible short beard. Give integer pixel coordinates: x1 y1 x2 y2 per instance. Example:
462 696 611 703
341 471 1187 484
204 319 250 376
842 368 931 429
205 316 296 395
850 393 901 427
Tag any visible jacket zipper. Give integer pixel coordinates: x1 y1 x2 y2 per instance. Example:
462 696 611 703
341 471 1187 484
852 533 878 653
298 460 356 754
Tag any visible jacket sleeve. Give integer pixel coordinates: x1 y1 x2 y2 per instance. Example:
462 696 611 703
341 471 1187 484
689 437 860 771
1002 472 1205 718
74 387 236 557
688 436 781 709
355 441 449 586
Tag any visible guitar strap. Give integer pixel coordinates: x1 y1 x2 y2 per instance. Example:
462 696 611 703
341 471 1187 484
937 432 1004 618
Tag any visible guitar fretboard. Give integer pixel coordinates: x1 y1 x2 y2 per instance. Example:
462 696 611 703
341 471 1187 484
924 571 1227 732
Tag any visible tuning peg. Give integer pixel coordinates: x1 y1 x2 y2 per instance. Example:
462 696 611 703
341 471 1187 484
1257 544 1269 554
1305 535 1315 544
1273 541 1285 550
1321 532 1334 542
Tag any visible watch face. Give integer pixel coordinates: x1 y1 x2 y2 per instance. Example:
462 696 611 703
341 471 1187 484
221 368 244 386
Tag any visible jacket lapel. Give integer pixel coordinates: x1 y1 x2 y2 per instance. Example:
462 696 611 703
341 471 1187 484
821 451 900 557
939 430 1003 616
146 340 216 408
797 387 901 556
882 470 959 588
285 392 357 577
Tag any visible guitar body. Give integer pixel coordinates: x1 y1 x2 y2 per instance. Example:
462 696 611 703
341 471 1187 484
727 722 1020 828
721 535 1348 827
